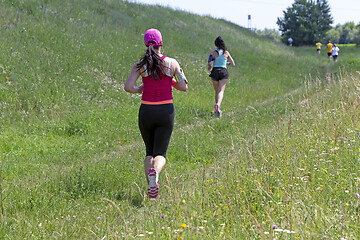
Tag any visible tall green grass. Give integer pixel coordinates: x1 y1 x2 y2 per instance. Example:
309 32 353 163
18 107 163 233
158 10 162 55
1 0 359 239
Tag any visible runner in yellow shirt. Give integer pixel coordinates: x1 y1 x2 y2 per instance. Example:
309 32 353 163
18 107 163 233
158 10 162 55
326 40 333 59
316 41 322 55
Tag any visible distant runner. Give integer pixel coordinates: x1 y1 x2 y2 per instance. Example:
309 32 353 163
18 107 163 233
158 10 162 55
316 41 322 55
208 36 235 117
124 28 188 199
288 37 293 46
326 40 333 59
332 43 340 62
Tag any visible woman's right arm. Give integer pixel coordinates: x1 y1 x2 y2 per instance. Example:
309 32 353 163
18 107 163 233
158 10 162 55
208 50 215 72
124 63 143 93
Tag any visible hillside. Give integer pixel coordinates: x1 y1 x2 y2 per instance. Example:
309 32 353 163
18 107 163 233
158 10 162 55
2 0 359 239
0 0 325 158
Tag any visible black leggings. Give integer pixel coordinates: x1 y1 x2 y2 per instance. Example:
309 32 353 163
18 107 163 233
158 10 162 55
138 103 175 157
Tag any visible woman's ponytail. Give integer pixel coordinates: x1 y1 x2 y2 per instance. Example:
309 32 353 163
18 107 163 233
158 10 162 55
215 36 227 53
137 45 165 80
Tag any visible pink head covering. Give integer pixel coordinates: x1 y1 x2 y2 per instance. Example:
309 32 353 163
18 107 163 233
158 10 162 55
144 28 163 47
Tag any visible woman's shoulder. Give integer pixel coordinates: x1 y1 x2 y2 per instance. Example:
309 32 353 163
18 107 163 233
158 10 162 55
163 55 173 61
223 50 231 57
163 57 180 73
163 56 178 65
210 49 219 56
132 61 142 70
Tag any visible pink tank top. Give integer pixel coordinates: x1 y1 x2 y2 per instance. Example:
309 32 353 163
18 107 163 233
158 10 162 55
141 56 173 104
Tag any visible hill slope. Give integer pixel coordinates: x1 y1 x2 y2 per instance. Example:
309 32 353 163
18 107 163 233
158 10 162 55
0 0 324 154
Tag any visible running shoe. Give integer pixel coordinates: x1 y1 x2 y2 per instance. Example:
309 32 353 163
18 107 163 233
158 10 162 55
214 104 222 117
147 168 159 198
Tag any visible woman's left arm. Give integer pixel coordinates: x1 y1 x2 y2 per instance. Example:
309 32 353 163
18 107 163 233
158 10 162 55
124 63 143 93
226 52 235 67
171 59 188 92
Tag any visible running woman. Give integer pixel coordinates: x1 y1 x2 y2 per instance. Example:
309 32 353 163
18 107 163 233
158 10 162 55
124 29 188 198
208 36 235 117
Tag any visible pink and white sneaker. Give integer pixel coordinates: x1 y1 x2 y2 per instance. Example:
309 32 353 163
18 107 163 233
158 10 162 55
214 104 222 117
147 168 159 198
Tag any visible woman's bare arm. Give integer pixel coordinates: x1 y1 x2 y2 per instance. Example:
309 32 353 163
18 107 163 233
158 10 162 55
124 63 143 93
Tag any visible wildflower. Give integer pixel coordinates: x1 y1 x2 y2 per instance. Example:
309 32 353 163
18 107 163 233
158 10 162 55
97 216 102 220
181 223 187 228
182 200 186 204
160 214 165 219
355 193 360 199
272 224 278 229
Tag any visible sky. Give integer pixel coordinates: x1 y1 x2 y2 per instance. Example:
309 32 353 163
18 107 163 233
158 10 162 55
129 0 360 30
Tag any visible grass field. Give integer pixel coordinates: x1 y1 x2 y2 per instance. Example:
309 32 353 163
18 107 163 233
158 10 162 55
1 0 360 239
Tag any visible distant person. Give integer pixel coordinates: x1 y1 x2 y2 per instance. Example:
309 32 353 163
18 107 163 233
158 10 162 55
326 40 333 59
288 37 293 46
207 36 235 117
124 28 188 198
332 43 340 62
316 41 322 55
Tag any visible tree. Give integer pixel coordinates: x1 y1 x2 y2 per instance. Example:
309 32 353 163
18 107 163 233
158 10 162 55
277 0 333 46
326 28 340 43
256 28 281 42
326 22 360 44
